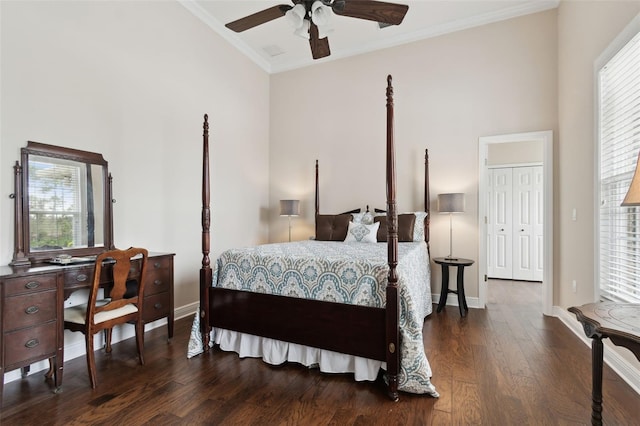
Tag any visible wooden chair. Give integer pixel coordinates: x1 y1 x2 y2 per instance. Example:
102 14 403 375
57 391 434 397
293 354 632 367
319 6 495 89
64 247 149 388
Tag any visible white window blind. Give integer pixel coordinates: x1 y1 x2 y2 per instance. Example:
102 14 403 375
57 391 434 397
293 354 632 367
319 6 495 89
28 157 84 250
599 30 640 303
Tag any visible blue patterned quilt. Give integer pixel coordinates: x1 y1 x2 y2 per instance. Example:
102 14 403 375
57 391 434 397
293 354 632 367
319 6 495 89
189 240 437 396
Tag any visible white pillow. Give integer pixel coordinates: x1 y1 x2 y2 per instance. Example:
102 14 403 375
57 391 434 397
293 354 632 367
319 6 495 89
351 211 374 225
351 212 365 223
412 211 428 242
344 221 380 243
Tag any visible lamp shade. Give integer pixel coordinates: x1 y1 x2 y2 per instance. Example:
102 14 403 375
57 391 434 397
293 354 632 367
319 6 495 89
280 199 300 216
285 4 306 29
622 151 640 206
437 193 465 213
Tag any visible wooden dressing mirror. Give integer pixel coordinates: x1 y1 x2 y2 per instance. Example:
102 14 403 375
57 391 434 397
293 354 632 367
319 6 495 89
11 142 114 265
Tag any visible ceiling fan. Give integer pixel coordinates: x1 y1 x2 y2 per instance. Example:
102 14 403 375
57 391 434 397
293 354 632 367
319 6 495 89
225 0 410 60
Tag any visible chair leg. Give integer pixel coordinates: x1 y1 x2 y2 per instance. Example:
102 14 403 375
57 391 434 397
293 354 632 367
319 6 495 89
86 333 97 389
45 358 55 379
135 320 145 365
105 328 113 353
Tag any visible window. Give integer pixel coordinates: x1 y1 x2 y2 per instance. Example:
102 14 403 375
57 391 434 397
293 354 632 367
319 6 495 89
598 28 640 303
28 156 87 250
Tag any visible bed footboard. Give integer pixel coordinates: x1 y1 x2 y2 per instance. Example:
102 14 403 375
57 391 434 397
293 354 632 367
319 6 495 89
210 288 386 360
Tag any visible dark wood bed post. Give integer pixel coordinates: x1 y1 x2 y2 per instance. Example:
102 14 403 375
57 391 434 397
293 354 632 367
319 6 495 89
315 159 319 229
425 149 430 250
200 114 212 351
385 75 400 401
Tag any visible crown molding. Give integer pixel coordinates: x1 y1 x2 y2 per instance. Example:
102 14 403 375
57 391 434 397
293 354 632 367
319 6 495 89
180 0 559 75
178 0 272 73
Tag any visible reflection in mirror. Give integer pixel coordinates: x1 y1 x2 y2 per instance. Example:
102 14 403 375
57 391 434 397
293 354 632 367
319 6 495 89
28 155 105 251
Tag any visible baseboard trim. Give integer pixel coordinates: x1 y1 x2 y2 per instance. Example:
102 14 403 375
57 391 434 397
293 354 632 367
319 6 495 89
432 293 481 310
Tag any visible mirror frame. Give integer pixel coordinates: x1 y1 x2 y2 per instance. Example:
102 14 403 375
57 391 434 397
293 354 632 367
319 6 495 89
11 141 114 265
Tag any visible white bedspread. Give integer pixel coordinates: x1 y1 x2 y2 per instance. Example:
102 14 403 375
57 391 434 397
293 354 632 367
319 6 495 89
187 240 438 396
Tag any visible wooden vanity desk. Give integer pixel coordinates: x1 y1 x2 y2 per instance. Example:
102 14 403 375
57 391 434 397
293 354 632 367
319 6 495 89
0 252 174 401
2 141 174 402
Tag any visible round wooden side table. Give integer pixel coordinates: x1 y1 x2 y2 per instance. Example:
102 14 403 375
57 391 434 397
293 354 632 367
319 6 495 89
433 257 474 317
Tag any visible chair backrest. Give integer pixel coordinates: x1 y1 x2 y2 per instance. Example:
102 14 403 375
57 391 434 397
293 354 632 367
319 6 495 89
86 247 148 324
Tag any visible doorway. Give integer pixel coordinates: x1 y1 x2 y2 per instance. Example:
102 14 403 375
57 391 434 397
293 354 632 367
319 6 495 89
478 131 553 316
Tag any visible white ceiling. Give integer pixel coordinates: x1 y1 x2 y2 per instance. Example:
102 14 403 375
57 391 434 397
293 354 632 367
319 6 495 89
179 0 559 73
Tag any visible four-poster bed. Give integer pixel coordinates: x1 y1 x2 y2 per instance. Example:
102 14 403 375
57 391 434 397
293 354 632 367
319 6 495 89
189 75 437 400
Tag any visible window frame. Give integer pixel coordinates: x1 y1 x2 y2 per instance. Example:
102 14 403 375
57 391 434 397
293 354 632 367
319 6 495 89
595 13 640 302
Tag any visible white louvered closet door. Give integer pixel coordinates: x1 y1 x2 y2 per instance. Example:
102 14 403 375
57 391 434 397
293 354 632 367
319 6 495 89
488 166 543 281
488 168 513 279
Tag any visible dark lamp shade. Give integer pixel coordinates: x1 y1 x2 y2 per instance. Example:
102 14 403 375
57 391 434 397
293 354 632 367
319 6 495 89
437 193 465 213
280 199 300 216
622 152 640 206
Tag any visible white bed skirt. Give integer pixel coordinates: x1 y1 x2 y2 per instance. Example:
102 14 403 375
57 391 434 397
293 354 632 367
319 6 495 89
187 313 383 381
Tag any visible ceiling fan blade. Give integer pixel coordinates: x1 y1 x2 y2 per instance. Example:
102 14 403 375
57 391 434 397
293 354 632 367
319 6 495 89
309 22 331 59
225 5 292 32
331 0 409 25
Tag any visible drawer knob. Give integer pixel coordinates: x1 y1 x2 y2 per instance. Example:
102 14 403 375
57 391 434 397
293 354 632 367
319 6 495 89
154 303 163 309
25 305 40 315
76 274 88 282
154 280 162 286
25 338 39 349
154 262 161 269
25 281 40 289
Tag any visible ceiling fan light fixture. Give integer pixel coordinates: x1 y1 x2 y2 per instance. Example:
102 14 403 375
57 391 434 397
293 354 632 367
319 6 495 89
293 18 310 39
285 3 307 29
311 1 330 26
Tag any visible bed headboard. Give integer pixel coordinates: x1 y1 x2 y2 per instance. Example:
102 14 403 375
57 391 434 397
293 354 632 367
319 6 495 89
313 149 431 247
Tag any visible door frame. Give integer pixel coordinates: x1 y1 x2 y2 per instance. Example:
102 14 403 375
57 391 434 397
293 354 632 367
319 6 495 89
478 131 553 316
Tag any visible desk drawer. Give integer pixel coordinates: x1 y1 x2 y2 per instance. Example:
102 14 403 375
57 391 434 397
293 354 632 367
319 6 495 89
149 256 172 271
144 267 171 296
63 266 113 288
3 290 57 331
64 266 94 288
4 321 57 367
3 274 57 297
143 292 170 322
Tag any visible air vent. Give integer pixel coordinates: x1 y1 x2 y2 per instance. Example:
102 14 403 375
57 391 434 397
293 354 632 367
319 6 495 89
262 44 285 57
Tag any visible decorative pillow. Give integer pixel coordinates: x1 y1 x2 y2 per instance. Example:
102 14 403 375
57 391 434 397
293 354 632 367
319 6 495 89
344 221 380 243
361 211 374 225
374 214 416 242
351 212 365 223
316 214 351 241
412 211 428 242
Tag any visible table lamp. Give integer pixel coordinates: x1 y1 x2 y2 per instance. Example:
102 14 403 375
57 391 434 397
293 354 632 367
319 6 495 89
280 199 300 242
437 193 465 260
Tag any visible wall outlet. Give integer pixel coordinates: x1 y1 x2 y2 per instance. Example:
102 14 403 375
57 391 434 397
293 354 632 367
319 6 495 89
572 280 577 293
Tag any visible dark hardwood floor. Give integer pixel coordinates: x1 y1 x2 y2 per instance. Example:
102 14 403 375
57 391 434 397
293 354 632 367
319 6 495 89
2 280 639 425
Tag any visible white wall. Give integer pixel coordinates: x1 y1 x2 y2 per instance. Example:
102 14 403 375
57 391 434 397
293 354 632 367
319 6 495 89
488 140 543 165
0 1 270 312
269 10 558 299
